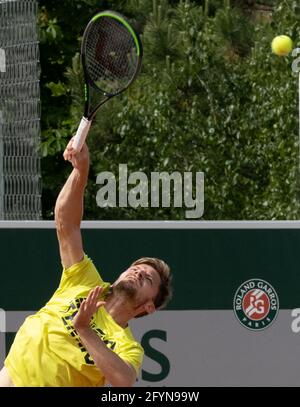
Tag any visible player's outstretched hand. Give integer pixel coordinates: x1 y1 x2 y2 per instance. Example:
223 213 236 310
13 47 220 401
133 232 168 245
63 138 90 172
73 286 106 331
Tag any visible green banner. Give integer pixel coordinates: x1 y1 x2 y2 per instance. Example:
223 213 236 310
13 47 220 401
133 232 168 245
1 226 299 310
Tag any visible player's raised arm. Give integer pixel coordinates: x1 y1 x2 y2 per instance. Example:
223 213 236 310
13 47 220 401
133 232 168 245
54 140 90 269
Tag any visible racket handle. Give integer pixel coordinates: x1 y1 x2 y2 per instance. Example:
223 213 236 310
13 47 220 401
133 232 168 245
73 117 92 152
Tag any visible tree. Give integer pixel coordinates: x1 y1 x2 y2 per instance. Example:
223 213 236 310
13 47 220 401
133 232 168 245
39 0 300 220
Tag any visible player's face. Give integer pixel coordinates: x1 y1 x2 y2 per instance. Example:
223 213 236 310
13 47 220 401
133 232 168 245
114 264 161 305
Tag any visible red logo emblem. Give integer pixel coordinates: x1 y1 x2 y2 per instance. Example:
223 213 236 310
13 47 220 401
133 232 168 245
242 289 270 321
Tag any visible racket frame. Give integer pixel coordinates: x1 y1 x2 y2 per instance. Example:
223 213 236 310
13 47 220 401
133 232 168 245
81 10 143 120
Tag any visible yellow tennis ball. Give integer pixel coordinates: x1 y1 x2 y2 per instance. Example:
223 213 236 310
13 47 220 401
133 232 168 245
271 35 293 56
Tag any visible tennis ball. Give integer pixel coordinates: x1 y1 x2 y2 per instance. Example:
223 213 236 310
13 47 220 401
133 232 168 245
271 35 293 56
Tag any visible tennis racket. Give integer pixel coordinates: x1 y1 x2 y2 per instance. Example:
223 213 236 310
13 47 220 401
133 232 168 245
72 10 143 153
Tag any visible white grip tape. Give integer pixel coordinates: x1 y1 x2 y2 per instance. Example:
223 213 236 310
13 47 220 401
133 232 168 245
73 117 92 152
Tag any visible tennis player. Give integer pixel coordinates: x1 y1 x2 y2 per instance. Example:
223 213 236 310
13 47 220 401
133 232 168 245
0 141 172 387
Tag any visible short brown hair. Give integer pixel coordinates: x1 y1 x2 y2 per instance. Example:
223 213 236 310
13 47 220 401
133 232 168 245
131 257 172 313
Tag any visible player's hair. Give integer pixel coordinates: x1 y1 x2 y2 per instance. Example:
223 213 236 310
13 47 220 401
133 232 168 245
130 257 173 318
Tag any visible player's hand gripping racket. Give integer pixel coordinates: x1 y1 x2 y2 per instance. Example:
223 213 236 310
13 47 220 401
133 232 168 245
72 10 143 153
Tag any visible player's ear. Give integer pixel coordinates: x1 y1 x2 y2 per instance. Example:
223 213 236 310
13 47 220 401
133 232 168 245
134 300 155 318
144 301 155 315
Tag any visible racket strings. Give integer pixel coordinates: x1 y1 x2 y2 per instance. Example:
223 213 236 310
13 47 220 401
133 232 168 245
85 17 139 95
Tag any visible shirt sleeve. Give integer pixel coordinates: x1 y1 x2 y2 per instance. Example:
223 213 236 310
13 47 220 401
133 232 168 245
116 342 144 377
58 254 106 290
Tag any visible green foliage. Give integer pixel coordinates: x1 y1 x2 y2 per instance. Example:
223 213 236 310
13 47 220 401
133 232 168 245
40 0 300 220
214 4 255 57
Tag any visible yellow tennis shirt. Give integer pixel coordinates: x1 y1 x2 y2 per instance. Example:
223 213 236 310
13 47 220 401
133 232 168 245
5 255 144 387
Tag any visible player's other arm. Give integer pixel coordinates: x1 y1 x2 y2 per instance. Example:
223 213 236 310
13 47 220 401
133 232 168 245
54 141 89 269
76 328 137 387
73 287 137 387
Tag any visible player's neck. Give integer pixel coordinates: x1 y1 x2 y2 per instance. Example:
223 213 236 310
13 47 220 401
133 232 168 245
104 294 132 328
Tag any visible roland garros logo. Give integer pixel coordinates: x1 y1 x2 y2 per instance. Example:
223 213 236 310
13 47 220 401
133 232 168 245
233 279 279 331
